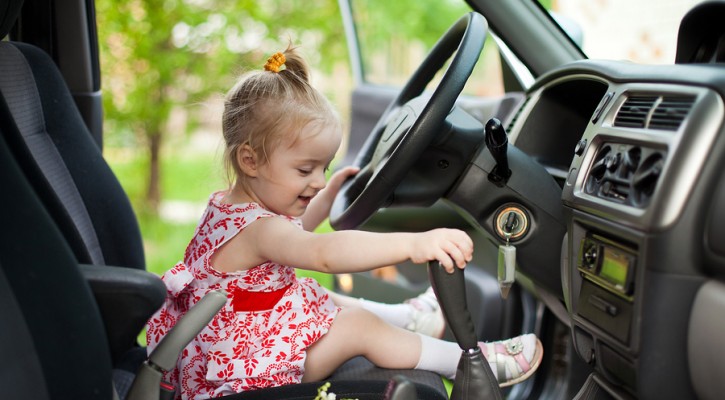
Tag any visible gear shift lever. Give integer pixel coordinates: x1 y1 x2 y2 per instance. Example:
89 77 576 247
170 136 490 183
428 262 503 400
485 118 511 185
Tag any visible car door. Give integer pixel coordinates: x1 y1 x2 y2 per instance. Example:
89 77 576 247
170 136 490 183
335 0 533 344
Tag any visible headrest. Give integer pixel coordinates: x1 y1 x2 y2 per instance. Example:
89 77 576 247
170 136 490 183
676 0 725 63
0 0 24 40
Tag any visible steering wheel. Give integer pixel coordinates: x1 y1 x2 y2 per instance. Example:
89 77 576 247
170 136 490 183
330 12 488 230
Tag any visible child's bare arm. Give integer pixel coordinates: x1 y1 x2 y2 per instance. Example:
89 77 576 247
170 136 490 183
300 166 359 231
248 217 473 274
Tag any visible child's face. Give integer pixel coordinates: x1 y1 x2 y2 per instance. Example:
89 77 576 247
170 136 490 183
251 121 341 217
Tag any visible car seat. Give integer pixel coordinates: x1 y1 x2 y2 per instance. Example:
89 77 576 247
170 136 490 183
0 121 115 400
0 0 447 398
0 118 447 400
0 0 167 391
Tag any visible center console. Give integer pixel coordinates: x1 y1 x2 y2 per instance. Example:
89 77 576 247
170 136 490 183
560 82 724 397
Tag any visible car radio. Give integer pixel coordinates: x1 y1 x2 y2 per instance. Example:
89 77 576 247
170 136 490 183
578 234 636 300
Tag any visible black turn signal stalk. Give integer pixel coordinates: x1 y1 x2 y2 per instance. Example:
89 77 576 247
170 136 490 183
485 118 511 185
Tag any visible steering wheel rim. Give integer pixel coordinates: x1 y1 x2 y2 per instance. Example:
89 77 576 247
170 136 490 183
330 12 488 230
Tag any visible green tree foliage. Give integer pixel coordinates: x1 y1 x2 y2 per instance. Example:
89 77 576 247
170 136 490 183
96 0 347 212
352 0 471 81
353 0 470 50
96 0 479 213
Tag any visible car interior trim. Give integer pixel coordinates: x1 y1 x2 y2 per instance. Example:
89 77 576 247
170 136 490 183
567 82 723 231
687 280 725 400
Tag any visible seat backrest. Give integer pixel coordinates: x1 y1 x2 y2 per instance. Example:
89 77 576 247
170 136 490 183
0 100 114 399
0 0 165 371
0 0 145 270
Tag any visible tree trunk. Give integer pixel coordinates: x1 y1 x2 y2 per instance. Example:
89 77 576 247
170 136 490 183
146 132 162 214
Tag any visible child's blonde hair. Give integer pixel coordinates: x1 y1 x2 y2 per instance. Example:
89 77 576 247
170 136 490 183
222 44 341 188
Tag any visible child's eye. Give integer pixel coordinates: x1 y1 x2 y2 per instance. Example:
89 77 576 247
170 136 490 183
297 168 312 176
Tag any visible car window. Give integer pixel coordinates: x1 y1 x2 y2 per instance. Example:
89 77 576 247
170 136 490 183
540 0 705 64
350 0 505 96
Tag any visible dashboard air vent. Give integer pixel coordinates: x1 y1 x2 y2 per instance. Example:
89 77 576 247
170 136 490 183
614 95 658 128
584 142 665 209
632 152 665 207
613 93 696 131
649 96 696 131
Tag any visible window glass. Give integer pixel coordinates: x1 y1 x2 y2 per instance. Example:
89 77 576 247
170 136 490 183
540 0 705 64
351 0 504 96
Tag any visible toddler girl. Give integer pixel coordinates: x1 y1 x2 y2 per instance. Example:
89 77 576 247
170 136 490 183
146 45 542 399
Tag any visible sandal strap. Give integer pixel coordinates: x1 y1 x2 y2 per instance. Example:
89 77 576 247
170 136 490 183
483 341 532 383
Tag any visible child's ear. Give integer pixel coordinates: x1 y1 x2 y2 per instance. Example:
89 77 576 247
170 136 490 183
236 144 259 177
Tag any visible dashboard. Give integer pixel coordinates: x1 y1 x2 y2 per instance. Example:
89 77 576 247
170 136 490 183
506 59 725 399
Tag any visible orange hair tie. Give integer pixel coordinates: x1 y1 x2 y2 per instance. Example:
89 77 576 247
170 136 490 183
264 52 286 73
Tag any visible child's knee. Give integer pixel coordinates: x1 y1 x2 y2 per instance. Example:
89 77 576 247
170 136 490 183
335 306 386 334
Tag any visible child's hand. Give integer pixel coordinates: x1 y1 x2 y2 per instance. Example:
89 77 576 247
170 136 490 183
410 228 473 273
323 166 360 199
301 166 360 231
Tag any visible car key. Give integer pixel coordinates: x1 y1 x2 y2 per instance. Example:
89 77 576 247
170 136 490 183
498 214 517 299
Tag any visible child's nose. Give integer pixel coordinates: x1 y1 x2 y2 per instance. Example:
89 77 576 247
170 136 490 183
311 170 327 189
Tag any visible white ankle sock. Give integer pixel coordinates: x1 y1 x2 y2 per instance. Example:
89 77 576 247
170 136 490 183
358 298 412 328
414 334 540 383
414 333 461 379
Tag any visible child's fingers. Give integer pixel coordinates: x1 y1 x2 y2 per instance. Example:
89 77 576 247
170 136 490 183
338 166 360 179
441 229 473 265
442 240 467 269
416 228 474 273
453 246 468 269
328 166 360 187
431 247 454 273
439 257 455 274
459 239 473 262
345 166 361 174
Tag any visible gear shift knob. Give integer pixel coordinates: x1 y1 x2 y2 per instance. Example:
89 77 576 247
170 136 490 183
485 118 511 184
427 262 503 400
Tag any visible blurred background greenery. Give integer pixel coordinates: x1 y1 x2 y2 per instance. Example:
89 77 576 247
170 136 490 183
98 0 350 285
96 0 473 284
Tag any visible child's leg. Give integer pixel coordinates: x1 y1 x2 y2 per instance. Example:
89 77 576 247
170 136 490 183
301 306 425 382
302 306 543 386
325 288 445 338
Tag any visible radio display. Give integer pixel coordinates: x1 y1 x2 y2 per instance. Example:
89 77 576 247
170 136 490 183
600 247 629 288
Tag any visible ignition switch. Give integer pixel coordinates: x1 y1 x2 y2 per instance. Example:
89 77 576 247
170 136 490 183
494 204 530 241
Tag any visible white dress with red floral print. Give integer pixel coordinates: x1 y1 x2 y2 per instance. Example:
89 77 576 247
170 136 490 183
146 192 339 399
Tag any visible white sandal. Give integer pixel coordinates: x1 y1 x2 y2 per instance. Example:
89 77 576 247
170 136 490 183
404 287 446 338
479 333 544 387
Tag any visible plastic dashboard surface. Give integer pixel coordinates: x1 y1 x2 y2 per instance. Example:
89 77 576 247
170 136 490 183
507 59 725 399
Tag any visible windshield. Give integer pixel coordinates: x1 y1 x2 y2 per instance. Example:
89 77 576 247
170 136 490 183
541 0 706 64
